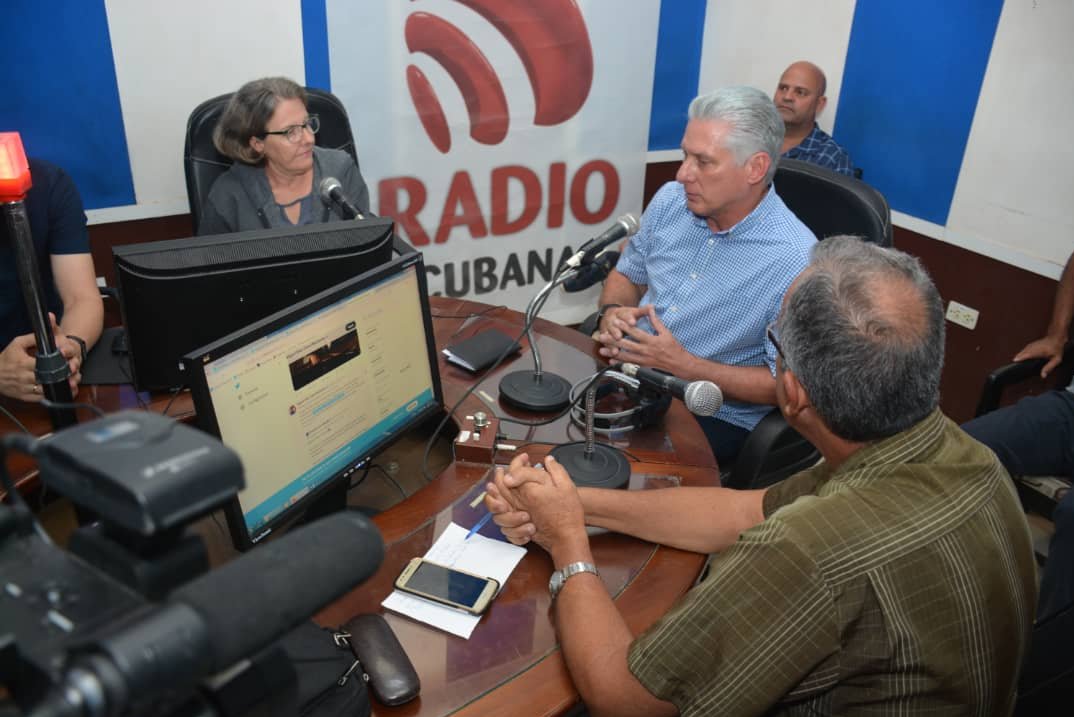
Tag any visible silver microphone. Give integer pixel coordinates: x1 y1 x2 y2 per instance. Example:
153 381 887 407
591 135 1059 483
565 213 640 268
617 363 723 416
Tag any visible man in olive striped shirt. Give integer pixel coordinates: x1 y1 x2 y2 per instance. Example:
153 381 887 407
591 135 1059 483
486 236 1037 716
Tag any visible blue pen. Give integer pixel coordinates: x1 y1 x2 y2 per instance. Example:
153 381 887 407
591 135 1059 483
465 510 493 540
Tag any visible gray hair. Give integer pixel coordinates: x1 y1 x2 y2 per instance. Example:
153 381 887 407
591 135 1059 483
688 86 784 184
777 236 945 442
213 77 308 165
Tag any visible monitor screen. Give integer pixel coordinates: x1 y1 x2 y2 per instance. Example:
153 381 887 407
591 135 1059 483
113 217 397 391
183 253 443 550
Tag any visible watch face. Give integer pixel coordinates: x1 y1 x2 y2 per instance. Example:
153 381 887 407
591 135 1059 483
549 572 562 597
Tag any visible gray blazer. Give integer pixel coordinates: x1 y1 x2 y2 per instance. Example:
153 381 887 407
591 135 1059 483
198 147 370 235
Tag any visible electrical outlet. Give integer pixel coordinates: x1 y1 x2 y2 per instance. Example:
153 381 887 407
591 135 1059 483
946 300 979 330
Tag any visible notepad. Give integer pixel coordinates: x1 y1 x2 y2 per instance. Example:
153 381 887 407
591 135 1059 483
382 522 526 638
441 328 521 372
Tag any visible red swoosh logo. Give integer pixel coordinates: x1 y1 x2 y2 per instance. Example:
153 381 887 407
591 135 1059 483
404 0 594 153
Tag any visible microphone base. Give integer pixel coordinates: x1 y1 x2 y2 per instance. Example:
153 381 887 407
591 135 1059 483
549 442 630 489
498 371 571 413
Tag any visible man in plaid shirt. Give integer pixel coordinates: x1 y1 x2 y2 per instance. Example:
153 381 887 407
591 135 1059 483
775 61 854 176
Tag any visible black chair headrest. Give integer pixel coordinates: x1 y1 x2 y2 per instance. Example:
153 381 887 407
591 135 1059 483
774 158 893 247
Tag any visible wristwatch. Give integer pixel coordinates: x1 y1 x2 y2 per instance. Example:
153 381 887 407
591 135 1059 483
67 334 88 364
594 303 621 332
549 561 599 601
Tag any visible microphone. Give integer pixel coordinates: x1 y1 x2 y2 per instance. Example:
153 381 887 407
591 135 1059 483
319 176 364 220
40 511 383 717
617 363 723 416
565 213 640 268
563 250 619 292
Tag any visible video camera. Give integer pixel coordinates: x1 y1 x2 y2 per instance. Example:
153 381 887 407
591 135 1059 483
0 411 383 717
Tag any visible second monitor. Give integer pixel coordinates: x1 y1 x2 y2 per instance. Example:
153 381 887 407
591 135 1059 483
113 217 397 391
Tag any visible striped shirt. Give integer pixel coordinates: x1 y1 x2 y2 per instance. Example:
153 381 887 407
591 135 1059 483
628 410 1037 716
782 123 854 176
616 182 814 430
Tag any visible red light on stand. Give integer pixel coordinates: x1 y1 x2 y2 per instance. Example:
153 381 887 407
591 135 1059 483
0 132 32 202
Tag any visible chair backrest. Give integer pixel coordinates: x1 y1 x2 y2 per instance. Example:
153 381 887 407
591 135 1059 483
774 158 893 247
182 87 358 232
723 408 820 490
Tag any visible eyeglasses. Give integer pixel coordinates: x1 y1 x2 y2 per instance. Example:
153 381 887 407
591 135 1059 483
261 114 320 143
766 320 787 364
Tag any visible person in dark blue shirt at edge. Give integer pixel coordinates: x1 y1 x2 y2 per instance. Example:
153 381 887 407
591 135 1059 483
0 159 103 402
963 250 1074 623
198 76 370 235
775 61 854 176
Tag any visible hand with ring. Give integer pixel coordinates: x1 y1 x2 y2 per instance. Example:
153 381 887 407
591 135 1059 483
0 333 43 402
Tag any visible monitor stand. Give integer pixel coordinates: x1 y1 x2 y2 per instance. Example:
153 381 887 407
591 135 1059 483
300 479 378 527
301 480 349 525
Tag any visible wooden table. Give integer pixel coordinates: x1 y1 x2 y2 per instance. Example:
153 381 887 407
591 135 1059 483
1 297 720 716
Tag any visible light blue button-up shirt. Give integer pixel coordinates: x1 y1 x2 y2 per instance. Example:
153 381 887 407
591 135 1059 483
616 182 815 430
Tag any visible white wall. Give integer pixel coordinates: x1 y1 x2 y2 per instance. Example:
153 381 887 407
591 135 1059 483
697 0 857 136
98 0 305 223
945 0 1074 275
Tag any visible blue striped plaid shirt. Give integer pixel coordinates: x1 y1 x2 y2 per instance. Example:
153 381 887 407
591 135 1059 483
616 183 815 430
783 124 854 176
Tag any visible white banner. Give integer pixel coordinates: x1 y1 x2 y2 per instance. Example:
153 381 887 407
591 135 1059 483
327 0 660 324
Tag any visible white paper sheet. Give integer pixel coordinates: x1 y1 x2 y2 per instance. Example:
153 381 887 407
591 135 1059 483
382 522 527 638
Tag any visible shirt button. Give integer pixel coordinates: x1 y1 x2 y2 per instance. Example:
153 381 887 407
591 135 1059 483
670 306 678 312
708 239 714 245
690 273 698 280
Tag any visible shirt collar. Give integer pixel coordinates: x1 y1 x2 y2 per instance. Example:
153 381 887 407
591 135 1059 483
828 408 947 479
691 183 778 237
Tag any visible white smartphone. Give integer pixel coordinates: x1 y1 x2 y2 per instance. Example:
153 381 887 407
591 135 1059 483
395 558 500 615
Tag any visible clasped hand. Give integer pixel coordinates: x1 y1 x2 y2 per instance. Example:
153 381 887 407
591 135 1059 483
483 454 586 553
595 304 688 371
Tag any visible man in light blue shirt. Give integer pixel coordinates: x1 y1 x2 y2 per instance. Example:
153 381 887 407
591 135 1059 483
596 87 815 465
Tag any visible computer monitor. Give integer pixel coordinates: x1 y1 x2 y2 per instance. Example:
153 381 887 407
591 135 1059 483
113 217 397 391
183 252 443 550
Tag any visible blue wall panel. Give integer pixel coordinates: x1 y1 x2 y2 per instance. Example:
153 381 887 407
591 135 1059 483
0 1 134 210
302 0 332 91
648 0 707 151
834 0 1003 225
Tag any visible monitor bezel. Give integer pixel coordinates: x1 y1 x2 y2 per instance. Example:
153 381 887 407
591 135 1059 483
182 250 443 551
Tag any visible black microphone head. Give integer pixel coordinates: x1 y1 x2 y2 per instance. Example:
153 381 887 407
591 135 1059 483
684 380 723 416
172 510 383 672
318 176 343 202
563 251 620 292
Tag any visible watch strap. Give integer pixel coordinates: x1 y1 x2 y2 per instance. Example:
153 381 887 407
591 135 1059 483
549 561 599 601
67 334 88 363
595 303 622 331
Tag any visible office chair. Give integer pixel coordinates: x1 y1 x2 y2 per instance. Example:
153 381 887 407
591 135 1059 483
723 162 893 489
183 87 359 232
973 342 1074 519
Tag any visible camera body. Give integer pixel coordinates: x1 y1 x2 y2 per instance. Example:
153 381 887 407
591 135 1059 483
0 410 381 717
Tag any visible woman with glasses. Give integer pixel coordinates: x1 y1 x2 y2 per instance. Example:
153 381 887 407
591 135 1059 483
198 76 370 235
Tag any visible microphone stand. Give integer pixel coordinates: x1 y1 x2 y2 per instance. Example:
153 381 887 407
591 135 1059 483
549 377 631 488
498 268 577 412
2 200 78 430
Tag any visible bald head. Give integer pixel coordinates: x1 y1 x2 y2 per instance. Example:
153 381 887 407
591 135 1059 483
777 237 945 442
775 61 828 131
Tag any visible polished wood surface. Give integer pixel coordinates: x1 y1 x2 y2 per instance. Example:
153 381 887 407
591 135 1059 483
2 297 720 716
